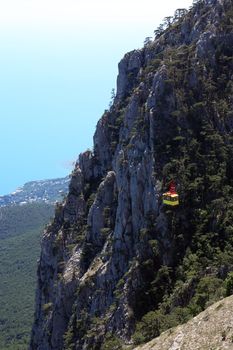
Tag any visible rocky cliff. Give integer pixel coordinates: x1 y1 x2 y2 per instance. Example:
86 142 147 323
30 0 233 349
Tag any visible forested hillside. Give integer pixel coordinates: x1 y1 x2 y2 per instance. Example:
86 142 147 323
0 203 54 239
0 203 54 349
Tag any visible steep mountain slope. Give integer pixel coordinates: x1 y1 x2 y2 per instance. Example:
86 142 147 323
30 0 233 349
0 176 69 207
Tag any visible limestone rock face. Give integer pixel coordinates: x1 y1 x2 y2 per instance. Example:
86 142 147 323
134 296 233 350
30 0 233 349
116 50 143 100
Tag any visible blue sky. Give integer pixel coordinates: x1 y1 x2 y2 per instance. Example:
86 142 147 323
0 0 192 195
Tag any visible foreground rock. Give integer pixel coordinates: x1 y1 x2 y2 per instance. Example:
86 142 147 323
134 296 233 350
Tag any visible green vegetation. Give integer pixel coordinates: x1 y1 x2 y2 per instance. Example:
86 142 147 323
101 333 122 350
0 203 54 349
0 203 54 239
129 0 233 344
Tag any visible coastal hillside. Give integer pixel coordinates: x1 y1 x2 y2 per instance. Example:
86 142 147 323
0 176 69 207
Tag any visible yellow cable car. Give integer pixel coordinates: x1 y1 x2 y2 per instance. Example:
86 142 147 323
162 181 179 206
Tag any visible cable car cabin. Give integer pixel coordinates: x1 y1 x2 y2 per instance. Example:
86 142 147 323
162 181 179 206
162 192 179 206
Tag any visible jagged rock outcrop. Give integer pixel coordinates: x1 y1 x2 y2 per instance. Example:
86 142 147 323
31 0 233 349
